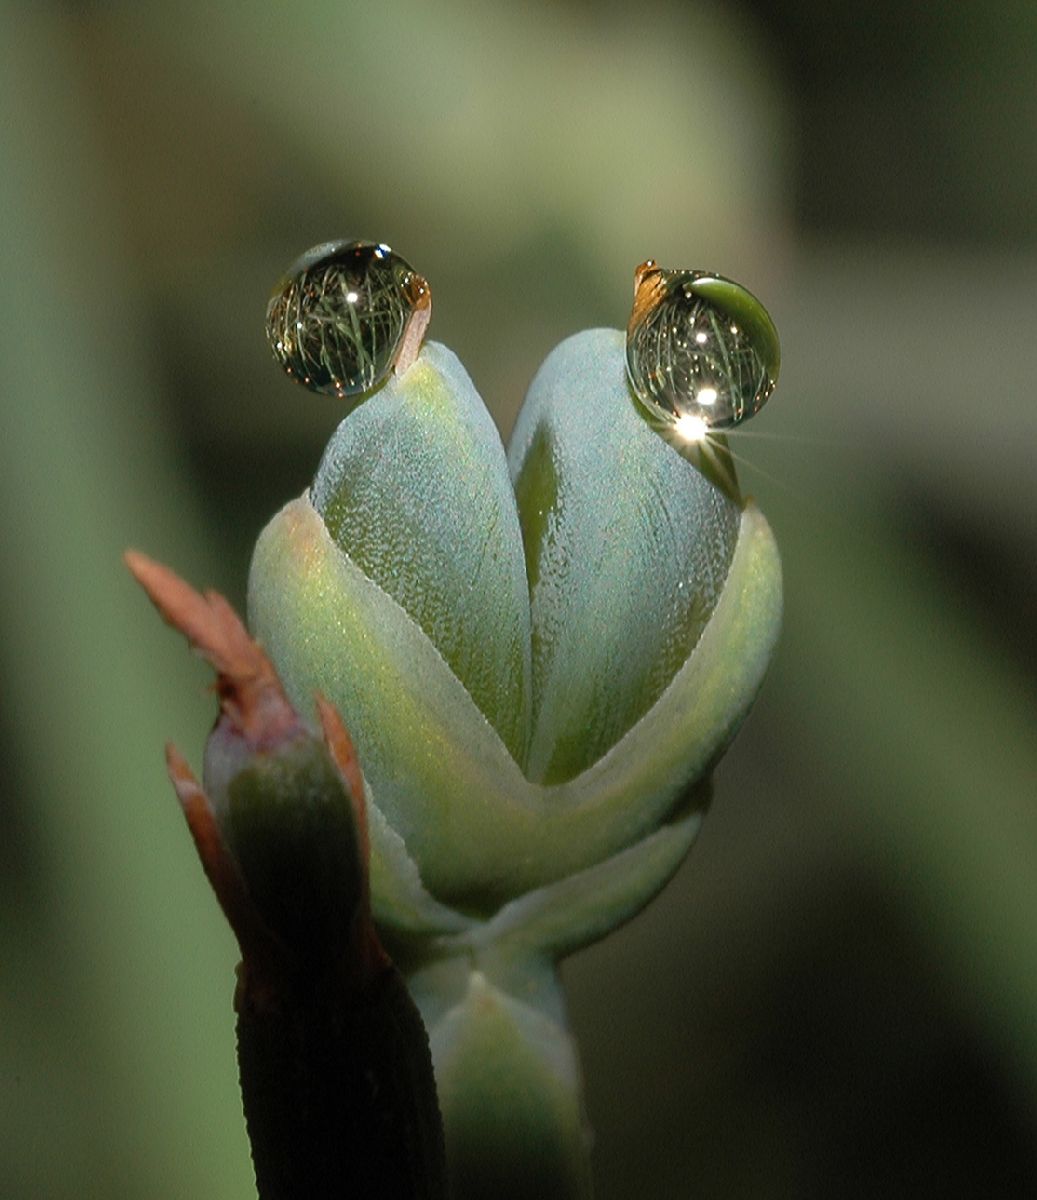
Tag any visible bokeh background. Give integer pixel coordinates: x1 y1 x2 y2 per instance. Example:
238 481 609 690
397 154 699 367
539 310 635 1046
3 2 1036 1197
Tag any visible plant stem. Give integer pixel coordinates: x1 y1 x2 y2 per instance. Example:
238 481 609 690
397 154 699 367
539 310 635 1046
238 962 447 1200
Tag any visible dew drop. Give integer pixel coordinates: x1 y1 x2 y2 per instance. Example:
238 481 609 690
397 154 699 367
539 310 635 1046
266 240 431 398
625 261 780 432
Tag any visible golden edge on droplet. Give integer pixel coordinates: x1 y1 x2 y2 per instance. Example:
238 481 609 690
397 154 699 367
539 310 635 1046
392 273 432 377
628 260 669 337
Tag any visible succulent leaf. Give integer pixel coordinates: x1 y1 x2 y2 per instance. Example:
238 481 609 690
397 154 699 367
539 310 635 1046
311 342 531 763
509 329 742 784
429 972 592 1200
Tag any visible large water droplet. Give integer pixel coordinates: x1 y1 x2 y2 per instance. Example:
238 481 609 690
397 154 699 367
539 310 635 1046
266 240 430 398
625 261 780 433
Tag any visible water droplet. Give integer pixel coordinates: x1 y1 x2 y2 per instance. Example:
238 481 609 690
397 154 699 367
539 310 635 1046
625 261 780 432
266 240 431 397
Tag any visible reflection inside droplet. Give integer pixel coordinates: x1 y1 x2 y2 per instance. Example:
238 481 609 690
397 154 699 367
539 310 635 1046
266 240 431 398
625 261 780 432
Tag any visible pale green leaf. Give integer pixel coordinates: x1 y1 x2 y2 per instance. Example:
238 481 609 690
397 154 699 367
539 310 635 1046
429 972 592 1200
312 342 531 762
509 329 741 783
248 496 779 913
457 810 702 966
367 789 474 936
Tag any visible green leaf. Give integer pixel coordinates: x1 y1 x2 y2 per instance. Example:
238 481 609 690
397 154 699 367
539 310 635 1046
248 495 536 912
248 494 779 913
509 329 742 783
366 791 474 936
429 972 592 1200
311 342 531 763
457 809 703 967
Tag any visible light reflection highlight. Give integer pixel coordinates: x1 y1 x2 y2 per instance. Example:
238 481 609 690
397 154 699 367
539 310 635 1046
674 413 709 442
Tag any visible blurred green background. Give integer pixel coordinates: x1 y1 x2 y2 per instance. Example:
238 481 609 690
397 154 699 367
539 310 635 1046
2 2 1035 1196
